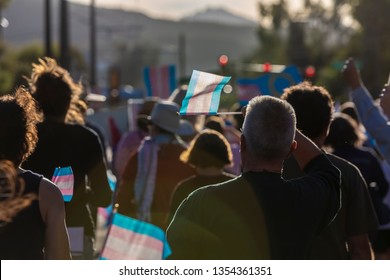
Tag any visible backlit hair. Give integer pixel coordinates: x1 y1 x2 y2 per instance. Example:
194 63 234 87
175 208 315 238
0 160 36 223
281 81 334 139
0 87 40 166
26 57 84 123
242 96 296 160
180 129 232 168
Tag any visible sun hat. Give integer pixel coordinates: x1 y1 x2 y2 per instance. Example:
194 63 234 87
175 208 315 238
149 100 181 134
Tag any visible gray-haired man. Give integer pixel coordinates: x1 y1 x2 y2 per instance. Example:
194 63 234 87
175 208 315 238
167 95 341 259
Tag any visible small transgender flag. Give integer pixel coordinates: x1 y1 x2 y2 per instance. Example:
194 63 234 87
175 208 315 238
100 213 171 260
144 65 177 99
51 166 74 202
180 70 231 115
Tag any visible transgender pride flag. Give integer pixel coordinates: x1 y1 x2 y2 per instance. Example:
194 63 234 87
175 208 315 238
144 65 177 99
180 70 231 115
51 166 74 202
100 213 171 260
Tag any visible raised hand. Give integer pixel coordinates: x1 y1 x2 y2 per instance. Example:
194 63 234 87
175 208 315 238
379 81 390 119
342 58 363 90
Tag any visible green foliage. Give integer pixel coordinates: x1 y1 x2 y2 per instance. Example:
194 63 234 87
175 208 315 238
113 42 160 87
351 0 390 96
0 43 86 95
249 0 390 102
246 0 390 102
0 0 11 10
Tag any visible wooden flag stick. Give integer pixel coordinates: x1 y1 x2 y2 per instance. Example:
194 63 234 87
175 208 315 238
216 112 243 115
178 111 243 116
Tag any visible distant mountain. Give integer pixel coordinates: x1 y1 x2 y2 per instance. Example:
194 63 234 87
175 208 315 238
181 7 257 27
3 0 259 88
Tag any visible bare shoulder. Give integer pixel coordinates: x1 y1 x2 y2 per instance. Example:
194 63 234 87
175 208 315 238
39 178 63 202
39 178 65 220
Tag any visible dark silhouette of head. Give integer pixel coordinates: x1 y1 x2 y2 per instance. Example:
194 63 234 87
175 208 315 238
281 81 334 140
325 113 366 149
26 57 82 122
180 129 232 169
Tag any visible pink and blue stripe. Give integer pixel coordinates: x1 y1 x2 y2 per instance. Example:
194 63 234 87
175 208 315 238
144 65 177 99
51 166 74 202
100 213 171 260
180 70 231 115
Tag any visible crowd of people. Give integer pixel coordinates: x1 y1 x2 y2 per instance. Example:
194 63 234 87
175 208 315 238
1 56 390 260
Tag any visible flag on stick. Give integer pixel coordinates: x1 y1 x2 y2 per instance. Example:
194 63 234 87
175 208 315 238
180 70 231 115
51 166 74 202
100 213 171 260
144 65 177 99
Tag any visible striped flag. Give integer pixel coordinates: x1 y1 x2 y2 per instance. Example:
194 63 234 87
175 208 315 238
144 65 177 99
51 166 74 202
180 70 231 115
100 213 171 260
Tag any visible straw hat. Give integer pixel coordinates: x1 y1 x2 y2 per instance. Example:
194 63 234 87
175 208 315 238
149 100 180 134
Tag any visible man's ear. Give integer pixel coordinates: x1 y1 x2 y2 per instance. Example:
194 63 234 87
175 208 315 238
286 140 297 158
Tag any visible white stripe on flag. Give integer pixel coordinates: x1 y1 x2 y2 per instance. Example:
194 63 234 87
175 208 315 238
103 235 163 260
180 70 231 115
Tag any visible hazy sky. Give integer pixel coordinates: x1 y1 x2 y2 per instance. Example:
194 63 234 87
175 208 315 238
70 0 277 21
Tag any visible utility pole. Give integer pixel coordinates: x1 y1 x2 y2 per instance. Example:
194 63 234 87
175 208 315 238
59 0 69 69
44 0 52 57
90 0 96 88
0 8 3 41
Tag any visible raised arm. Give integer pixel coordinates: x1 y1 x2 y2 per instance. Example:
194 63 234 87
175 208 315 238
342 58 390 163
292 130 322 170
379 79 390 119
39 178 71 259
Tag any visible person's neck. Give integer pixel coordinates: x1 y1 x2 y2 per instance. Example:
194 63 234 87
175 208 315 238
45 115 66 123
242 159 282 174
196 167 224 176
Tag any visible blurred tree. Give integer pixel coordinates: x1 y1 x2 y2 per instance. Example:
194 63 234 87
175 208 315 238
351 0 390 97
249 0 362 100
0 43 86 95
0 46 13 94
114 42 159 88
12 43 45 89
0 0 11 9
253 0 289 64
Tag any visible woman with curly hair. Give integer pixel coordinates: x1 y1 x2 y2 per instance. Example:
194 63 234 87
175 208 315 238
22 58 112 259
0 87 70 259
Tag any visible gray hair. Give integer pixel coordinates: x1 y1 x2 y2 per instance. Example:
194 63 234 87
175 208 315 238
242 96 296 160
